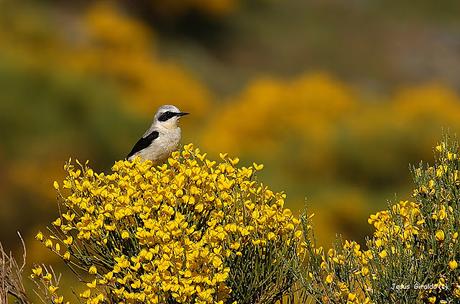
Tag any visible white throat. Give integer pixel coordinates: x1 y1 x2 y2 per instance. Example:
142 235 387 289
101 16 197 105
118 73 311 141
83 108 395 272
155 118 179 131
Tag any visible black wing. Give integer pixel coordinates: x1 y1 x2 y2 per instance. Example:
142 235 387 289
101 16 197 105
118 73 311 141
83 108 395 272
127 130 159 159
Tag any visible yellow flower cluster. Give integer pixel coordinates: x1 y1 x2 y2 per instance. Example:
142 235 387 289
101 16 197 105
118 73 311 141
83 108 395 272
301 239 372 304
30 265 67 304
303 200 458 303
368 200 424 246
37 144 301 303
300 139 460 303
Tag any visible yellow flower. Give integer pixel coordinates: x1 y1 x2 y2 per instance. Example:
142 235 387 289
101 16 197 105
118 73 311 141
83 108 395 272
35 232 44 241
253 163 264 171
52 218 62 227
294 230 303 239
379 250 387 259
80 289 91 299
436 143 445 152
88 266 97 275
45 239 53 248
267 232 276 241
63 236 73 245
195 203 204 212
435 230 445 241
454 287 460 298
87 280 97 288
449 260 458 270
48 285 59 293
348 293 356 301
325 274 333 284
32 266 43 276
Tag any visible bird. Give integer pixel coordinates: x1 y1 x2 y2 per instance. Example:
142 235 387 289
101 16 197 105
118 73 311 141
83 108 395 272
127 105 189 163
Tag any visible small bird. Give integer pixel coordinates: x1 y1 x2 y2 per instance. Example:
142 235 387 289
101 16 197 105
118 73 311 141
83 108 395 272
127 105 189 163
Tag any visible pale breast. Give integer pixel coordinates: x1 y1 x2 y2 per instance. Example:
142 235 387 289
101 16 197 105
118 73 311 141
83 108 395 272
138 128 181 163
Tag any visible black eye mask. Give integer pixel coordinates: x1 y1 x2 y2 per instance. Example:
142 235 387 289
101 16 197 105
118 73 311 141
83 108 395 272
158 111 189 122
158 111 178 122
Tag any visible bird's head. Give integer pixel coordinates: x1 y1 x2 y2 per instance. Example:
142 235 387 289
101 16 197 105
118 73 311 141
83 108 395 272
153 105 189 129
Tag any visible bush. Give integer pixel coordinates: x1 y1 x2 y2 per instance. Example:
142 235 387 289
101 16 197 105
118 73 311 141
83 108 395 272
28 138 460 304
297 137 460 303
31 144 302 304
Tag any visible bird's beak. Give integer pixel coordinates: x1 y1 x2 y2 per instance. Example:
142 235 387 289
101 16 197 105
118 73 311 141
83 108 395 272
177 112 189 117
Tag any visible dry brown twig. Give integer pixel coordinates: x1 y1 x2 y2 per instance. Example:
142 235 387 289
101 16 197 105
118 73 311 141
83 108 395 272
0 232 30 304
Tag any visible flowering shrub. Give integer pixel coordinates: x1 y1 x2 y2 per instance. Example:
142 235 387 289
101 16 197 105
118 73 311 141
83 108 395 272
202 73 356 157
0 2 212 118
32 144 302 304
202 76 460 246
78 3 213 117
202 76 460 187
297 138 460 303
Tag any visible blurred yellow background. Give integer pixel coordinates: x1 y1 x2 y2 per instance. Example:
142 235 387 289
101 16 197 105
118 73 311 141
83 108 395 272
1 0 460 278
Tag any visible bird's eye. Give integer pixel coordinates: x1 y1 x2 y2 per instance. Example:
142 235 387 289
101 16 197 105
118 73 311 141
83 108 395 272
158 111 176 122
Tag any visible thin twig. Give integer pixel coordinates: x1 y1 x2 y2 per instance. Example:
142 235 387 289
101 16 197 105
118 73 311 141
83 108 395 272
0 232 31 304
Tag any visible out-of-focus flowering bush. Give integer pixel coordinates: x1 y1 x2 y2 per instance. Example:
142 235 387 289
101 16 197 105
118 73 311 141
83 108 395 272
202 73 356 169
32 144 302 303
79 3 212 117
0 2 212 118
202 75 460 246
203 75 460 187
296 138 460 303
338 84 460 187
